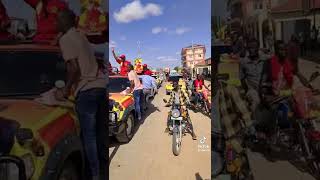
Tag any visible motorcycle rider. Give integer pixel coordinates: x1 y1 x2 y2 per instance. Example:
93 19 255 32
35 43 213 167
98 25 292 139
239 38 268 138
165 82 197 140
193 74 209 108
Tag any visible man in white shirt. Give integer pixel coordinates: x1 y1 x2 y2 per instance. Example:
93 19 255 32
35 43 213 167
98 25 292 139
55 10 107 180
127 64 144 121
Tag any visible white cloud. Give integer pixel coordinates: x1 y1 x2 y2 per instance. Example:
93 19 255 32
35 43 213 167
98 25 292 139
157 56 166 60
109 40 117 48
114 0 163 23
175 27 191 35
157 56 179 62
152 27 168 34
120 36 127 41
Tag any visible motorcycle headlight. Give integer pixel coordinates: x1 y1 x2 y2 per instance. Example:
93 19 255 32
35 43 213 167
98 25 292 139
0 154 35 180
171 109 180 118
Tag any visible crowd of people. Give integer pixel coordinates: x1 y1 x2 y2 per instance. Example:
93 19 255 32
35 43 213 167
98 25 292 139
0 0 107 43
111 47 157 122
232 34 317 139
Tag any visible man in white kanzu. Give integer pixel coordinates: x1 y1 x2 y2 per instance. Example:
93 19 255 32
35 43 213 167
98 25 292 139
55 10 107 180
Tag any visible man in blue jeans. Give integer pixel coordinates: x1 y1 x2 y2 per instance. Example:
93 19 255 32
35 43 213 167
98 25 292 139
55 10 107 180
127 64 144 121
139 74 157 110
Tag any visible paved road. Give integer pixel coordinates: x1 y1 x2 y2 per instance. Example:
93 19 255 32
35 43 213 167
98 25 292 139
109 84 211 180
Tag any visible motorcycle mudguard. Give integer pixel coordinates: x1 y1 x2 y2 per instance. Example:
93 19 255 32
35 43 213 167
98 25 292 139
172 125 179 133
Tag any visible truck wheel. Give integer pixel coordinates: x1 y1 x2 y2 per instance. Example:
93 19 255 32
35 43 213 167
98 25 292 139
58 159 80 180
116 114 135 143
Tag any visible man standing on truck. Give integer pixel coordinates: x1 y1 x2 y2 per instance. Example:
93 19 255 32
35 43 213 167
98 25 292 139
127 64 144 121
111 47 130 76
55 10 107 180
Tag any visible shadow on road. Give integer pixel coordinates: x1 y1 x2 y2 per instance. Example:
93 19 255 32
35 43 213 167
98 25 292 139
249 143 315 178
195 172 209 180
109 99 160 164
109 144 120 166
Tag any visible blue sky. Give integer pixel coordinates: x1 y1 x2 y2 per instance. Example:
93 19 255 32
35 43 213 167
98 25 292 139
2 0 107 54
109 0 211 69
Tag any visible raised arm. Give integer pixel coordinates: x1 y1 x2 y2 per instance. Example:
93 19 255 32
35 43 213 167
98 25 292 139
111 47 121 64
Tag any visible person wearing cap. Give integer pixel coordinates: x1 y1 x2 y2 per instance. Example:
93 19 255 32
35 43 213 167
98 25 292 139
143 64 153 76
111 47 130 76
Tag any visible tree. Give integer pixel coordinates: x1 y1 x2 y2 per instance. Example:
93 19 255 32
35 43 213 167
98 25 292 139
174 66 180 72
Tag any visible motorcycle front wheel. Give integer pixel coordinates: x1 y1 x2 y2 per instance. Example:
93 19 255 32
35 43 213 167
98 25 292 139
172 127 182 156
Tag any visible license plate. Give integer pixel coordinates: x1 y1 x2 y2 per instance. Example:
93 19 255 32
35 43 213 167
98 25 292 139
172 117 183 120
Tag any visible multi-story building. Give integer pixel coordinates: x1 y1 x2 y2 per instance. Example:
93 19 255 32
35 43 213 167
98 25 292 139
271 0 320 42
228 0 275 49
181 44 206 70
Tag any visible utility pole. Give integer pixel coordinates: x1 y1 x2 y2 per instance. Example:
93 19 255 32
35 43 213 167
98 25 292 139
191 41 195 78
137 41 141 58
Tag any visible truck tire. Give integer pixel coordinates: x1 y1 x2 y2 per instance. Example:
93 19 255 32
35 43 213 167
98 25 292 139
116 114 135 143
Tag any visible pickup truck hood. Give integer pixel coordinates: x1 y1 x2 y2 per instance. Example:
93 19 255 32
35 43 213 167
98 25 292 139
0 99 68 130
109 93 134 108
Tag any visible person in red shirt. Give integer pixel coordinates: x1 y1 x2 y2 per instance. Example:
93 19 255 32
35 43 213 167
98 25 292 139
111 47 130 76
24 0 69 43
271 40 311 95
193 74 209 107
143 64 153 76
0 1 13 41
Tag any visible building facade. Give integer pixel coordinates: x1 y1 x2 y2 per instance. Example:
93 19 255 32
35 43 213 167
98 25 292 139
194 57 211 78
271 0 320 43
181 44 206 69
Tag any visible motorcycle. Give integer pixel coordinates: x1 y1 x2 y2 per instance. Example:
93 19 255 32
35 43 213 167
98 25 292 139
190 87 211 116
163 84 195 156
252 70 320 178
212 73 254 180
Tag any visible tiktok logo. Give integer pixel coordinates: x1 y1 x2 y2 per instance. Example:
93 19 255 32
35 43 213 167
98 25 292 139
200 136 206 144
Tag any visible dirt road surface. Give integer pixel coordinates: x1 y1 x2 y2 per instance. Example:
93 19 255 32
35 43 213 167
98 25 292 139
109 84 211 180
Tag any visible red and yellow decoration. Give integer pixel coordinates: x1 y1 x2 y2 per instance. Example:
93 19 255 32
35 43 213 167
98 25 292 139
78 0 107 44
23 0 68 43
134 58 143 74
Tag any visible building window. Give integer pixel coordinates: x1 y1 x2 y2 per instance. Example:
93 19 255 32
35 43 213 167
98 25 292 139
188 55 193 58
199 54 202 58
